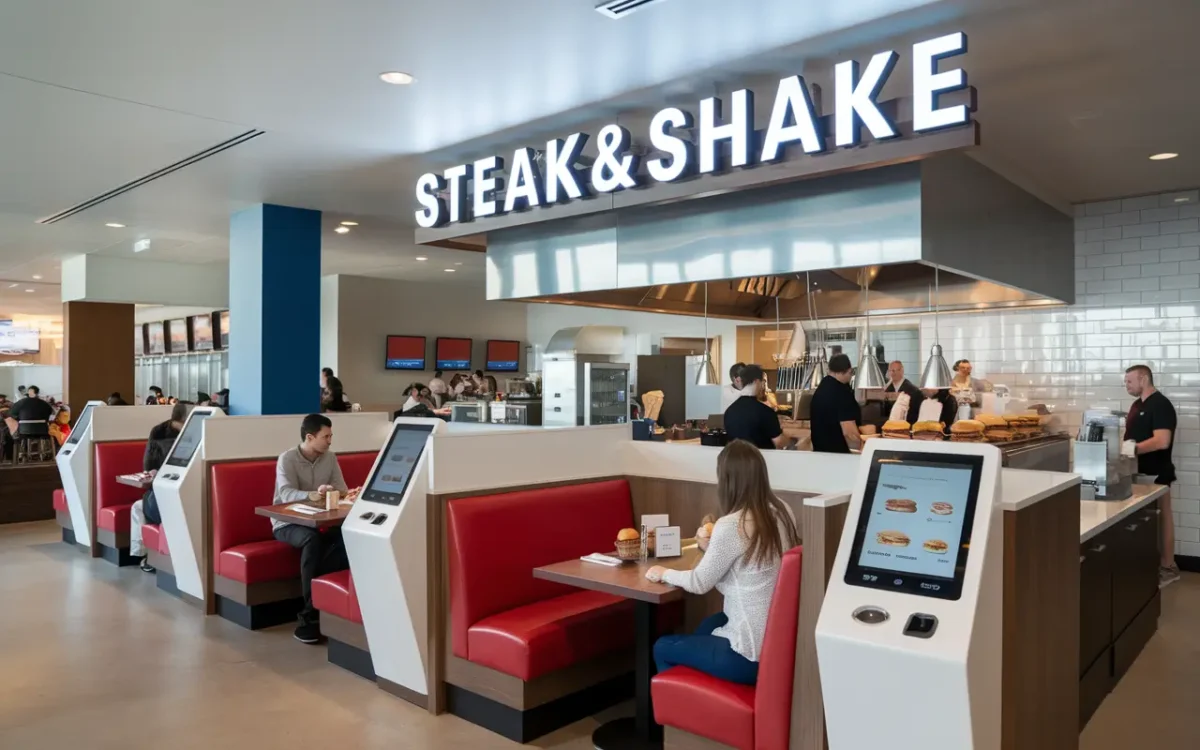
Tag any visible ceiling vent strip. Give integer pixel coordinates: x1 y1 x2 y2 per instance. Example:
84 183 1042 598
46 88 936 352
594 0 667 19
37 129 266 225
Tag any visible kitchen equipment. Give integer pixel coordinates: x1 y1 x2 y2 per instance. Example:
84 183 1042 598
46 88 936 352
1075 409 1133 501
542 326 630 427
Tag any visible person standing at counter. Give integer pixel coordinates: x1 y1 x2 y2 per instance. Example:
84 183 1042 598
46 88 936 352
949 359 992 415
921 387 958 430
884 361 923 423
1124 364 1180 587
428 370 448 407
723 365 790 450
720 362 746 412
272 414 350 644
810 354 861 453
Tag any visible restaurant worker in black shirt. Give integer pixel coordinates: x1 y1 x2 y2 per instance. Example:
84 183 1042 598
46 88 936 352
810 354 862 453
883 361 924 424
1124 364 1180 588
723 365 791 450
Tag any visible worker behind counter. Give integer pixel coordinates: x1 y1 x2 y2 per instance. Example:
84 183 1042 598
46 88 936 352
810 354 862 454
723 365 793 450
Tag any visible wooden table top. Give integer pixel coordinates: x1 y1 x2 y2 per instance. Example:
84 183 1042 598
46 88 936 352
115 473 154 489
254 501 353 528
533 545 704 605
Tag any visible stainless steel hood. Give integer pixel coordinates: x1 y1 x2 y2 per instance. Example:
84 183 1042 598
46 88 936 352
544 325 625 360
488 153 1074 320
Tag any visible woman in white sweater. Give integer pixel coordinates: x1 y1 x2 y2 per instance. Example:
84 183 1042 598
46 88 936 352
646 439 800 685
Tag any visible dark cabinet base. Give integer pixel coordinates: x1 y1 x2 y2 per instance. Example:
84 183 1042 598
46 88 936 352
1114 591 1160 682
1079 647 1114 730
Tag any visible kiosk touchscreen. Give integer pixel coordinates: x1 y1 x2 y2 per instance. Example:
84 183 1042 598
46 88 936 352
343 417 444 703
55 401 106 547
816 440 1002 750
153 407 222 601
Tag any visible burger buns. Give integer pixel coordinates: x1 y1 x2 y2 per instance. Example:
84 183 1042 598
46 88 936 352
617 528 640 542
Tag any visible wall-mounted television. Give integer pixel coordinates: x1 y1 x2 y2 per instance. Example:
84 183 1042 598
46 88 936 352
486 340 521 372
386 335 426 371
168 319 190 353
190 314 214 351
0 320 39 354
218 310 229 349
436 337 472 370
146 322 166 355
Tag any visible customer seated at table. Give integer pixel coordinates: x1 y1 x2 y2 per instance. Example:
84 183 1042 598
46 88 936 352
0 394 10 410
146 386 164 405
273 414 350 644
321 376 351 413
646 439 800 685
130 402 190 573
7 385 53 435
107 392 129 406
49 406 72 447
401 383 435 414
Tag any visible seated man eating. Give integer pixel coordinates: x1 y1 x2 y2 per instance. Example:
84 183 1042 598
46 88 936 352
273 414 350 644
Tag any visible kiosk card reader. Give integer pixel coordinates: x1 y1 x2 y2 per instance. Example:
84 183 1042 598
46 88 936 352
153 407 222 601
343 417 444 702
816 440 1002 750
55 401 106 547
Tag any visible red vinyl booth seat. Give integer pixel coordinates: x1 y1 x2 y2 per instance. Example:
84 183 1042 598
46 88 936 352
312 570 363 624
53 489 67 514
652 547 804 750
447 479 636 681
94 441 148 533
141 524 169 555
338 452 376 490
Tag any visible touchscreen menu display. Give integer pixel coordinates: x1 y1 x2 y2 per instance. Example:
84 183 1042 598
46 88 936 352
362 424 435 506
65 405 94 445
164 411 213 468
844 451 984 601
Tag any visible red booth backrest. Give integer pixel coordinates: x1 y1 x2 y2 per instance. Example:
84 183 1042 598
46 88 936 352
446 479 634 660
210 460 277 556
93 441 148 510
754 546 803 750
338 451 376 489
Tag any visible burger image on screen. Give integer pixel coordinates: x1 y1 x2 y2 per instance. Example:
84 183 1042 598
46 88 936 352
885 498 918 513
911 421 945 441
978 413 1014 442
876 530 911 547
882 420 912 439
949 419 985 442
931 502 954 515
923 539 949 554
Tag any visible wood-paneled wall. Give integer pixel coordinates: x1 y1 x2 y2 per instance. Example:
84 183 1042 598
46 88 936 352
63 301 134 407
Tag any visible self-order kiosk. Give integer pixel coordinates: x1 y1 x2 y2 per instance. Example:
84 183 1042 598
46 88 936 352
816 440 1002 750
343 416 444 703
153 407 223 602
55 401 107 547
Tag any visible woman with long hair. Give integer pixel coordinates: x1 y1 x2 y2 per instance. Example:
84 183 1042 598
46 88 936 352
322 376 350 413
646 439 800 685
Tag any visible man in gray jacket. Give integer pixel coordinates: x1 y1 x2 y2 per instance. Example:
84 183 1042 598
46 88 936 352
273 413 349 644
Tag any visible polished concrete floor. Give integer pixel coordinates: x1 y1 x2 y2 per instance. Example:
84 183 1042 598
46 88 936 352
1 520 1196 750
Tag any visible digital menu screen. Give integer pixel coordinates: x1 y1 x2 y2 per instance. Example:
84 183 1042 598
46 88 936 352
191 315 214 351
436 337 472 370
147 322 166 355
844 451 984 601
168 319 189 353
386 335 426 370
486 340 520 372
163 411 213 468
64 404 94 446
135 325 145 356
361 424 435 506
218 310 229 349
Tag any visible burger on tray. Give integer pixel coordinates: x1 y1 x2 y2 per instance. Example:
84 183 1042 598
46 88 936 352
977 413 1013 442
949 419 985 442
882 420 912 439
911 421 945 441
1004 413 1043 439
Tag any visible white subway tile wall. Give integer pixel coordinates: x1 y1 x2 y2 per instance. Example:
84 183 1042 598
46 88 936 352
874 327 920 379
811 188 1200 558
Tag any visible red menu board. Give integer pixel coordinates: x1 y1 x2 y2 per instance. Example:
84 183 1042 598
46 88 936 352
486 340 521 372
168 319 190 353
146 322 166 355
386 335 426 370
435 337 472 370
191 315 214 351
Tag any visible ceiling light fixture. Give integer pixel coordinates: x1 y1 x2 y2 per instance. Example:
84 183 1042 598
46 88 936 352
380 71 415 85
334 226 350 234
455 262 463 266
105 222 126 228
415 256 428 261
444 268 456 273
340 221 359 226
1175 197 1190 203
32 275 42 280
7 283 18 289
1149 152 1179 161
24 289 34 293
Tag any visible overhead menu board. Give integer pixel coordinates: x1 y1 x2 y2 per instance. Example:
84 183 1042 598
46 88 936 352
386 335 426 371
168 319 190 353
218 310 229 349
486 340 520 372
146 322 167 355
436 337 472 370
191 315 214 351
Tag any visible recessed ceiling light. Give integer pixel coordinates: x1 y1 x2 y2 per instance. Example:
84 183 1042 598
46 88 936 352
31 274 42 280
1149 153 1179 161
340 221 359 226
1175 197 1190 203
24 289 34 293
334 226 350 234
7 283 18 288
444 268 456 273
455 262 463 266
380 71 415 85
415 256 428 261
105 222 126 228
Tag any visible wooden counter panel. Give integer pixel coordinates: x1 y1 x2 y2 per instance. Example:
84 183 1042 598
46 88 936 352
0 464 61 525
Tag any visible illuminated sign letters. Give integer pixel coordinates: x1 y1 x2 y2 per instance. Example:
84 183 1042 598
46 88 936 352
415 32 970 228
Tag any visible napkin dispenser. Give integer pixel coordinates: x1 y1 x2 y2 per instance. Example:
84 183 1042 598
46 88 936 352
1075 410 1133 501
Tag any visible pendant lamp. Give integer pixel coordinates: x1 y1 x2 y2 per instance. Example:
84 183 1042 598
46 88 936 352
853 269 887 390
919 264 954 390
695 282 720 385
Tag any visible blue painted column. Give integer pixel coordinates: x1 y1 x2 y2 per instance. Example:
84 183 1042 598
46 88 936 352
228 204 322 415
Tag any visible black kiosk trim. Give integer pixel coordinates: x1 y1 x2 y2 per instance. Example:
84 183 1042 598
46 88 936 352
163 412 213 468
843 450 985 601
361 423 435 506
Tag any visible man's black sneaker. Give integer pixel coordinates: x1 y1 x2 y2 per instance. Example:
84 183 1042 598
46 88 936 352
139 557 156 574
294 622 322 644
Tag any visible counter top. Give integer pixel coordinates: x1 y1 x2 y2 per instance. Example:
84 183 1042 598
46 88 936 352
998 469 1081 510
1079 483 1168 543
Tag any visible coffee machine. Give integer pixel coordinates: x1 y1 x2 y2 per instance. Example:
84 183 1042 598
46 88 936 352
1075 409 1134 500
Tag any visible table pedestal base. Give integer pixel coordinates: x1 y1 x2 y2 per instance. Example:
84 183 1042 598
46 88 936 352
593 717 663 750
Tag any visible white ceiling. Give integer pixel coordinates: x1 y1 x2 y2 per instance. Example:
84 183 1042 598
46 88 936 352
0 0 1197 315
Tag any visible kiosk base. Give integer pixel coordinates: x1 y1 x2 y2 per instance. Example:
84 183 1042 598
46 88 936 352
327 638 375 681
215 595 302 630
99 543 140 568
61 527 76 546
593 716 666 750
447 675 632 744
155 570 181 598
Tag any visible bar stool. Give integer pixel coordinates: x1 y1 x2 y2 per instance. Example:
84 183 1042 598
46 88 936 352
15 422 53 464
